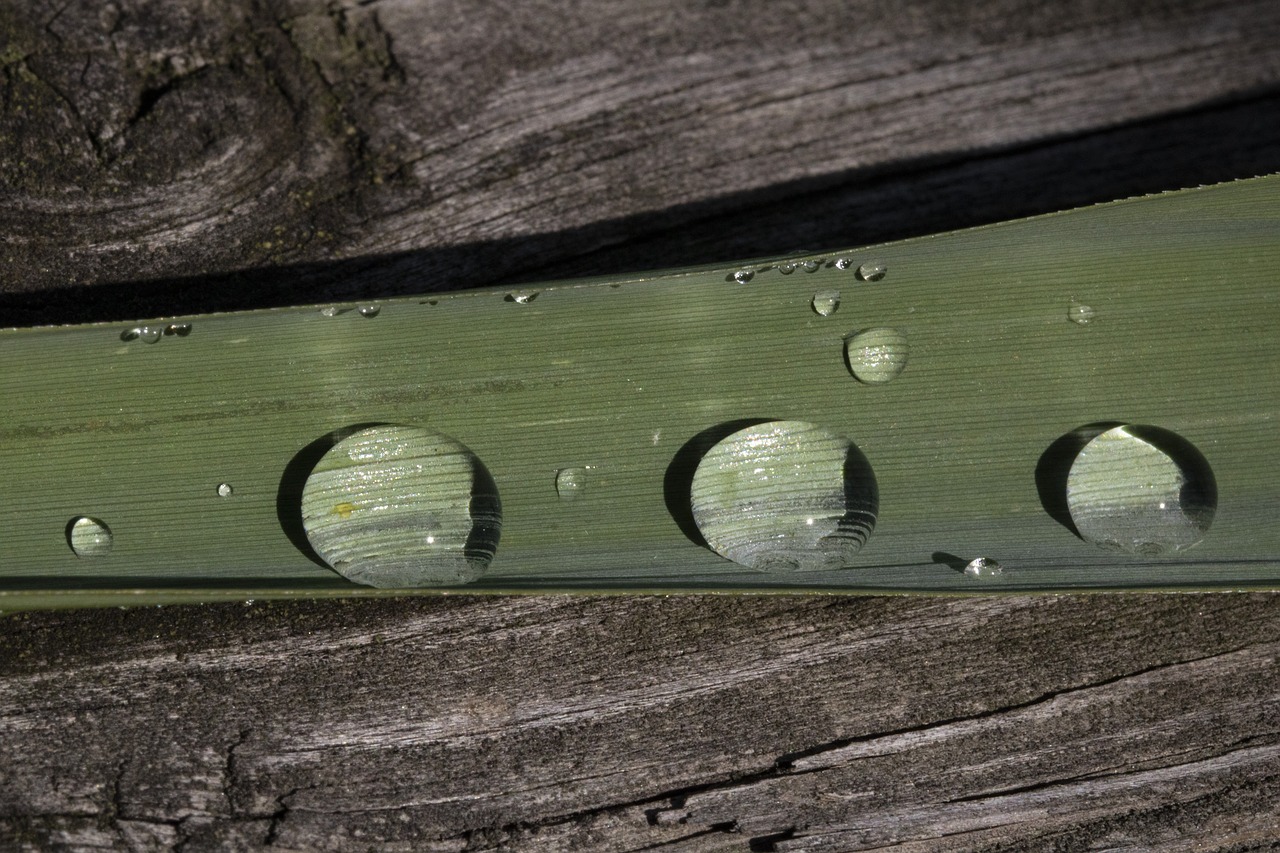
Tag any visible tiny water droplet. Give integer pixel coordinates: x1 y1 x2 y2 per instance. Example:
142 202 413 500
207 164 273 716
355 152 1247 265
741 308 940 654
122 326 163 343
506 290 538 304
690 421 878 572
811 291 841 317
300 425 502 587
800 260 820 273
835 257 853 270
320 306 351 317
554 467 587 500
217 483 234 498
964 557 1003 577
68 517 113 557
358 305 381 318
845 328 909 384
777 262 796 275
1066 424 1216 555
733 269 754 284
856 260 887 282
1068 301 1095 325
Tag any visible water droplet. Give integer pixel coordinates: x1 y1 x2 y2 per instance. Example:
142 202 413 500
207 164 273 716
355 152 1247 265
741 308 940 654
164 323 192 337
689 421 878 572
1066 425 1217 555
300 425 502 587
358 305 381 318
506 291 538 304
800 260 820 273
122 326 163 343
777 262 796 275
733 269 754 284
554 467 587 500
964 557 1003 577
217 483 234 498
1068 301 1095 325
68 517 113 557
845 328 909 384
320 306 351 317
835 257 853 270
811 291 841 317
856 261 887 282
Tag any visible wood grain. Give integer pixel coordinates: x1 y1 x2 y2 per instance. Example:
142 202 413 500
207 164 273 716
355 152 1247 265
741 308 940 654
2 0 1280 849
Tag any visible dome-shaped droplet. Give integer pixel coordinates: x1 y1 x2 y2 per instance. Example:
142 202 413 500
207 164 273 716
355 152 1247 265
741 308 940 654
1066 424 1216 555
845 327 909 384
1068 300 1095 325
68 517 113 557
800 260 820 273
689 421 878 572
300 425 502 587
554 467 587 500
856 260 887 282
216 483 234 498
811 291 841 317
733 269 754 284
964 556 1003 577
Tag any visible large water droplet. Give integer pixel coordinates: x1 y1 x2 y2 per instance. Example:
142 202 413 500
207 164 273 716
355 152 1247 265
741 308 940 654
856 261 887 282
800 260 820 273
554 467 587 500
1068 300 1095 325
811 291 841 317
689 421 878 572
1066 425 1216 555
217 483 234 498
845 328 909 384
358 305 381 318
777 261 796 275
300 425 502 587
68 517 113 557
835 257 854 270
964 557 1003 577
733 269 754 284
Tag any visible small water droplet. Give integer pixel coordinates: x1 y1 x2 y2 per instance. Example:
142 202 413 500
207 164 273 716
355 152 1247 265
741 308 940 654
300 425 502 587
1065 425 1216 555
320 306 351 317
690 421 878 572
800 260 820 273
835 257 854 270
554 467 587 500
733 269 754 284
217 483 234 498
1068 301 1095 325
164 323 192 337
68 517 113 557
964 557 1003 578
845 328 909 384
777 262 796 275
358 305 381 318
811 291 841 317
505 290 539 304
122 326 163 343
856 260 887 282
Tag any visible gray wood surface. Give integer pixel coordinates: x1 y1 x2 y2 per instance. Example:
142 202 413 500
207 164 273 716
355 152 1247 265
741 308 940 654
2 0 1280 850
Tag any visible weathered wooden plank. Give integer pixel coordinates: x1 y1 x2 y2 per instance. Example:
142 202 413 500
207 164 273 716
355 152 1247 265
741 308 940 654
1 594 1278 850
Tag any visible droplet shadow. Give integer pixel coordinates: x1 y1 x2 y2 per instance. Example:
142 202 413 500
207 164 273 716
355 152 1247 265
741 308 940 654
1034 421 1125 538
931 551 969 573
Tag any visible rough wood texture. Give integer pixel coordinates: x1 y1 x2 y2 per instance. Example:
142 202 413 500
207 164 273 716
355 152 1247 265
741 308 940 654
2 0 1280 850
